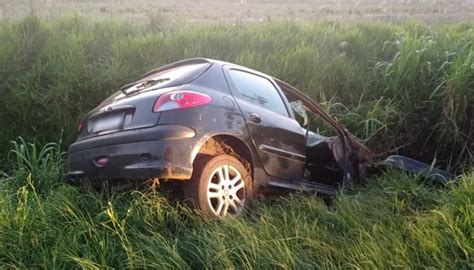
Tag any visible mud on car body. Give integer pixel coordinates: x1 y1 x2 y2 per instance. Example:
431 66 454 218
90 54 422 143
67 58 453 218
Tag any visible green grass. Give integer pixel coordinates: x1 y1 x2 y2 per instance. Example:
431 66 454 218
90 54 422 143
0 17 472 168
0 139 472 269
0 16 473 268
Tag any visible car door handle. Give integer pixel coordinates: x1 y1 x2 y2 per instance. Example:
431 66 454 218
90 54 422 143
250 113 261 124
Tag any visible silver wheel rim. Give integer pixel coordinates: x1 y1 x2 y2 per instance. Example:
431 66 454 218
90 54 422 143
207 164 245 217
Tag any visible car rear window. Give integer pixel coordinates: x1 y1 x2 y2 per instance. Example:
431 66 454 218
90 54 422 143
133 61 211 92
102 61 211 104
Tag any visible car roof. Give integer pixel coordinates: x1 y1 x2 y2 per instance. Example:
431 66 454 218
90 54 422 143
146 58 271 80
141 57 280 85
205 58 273 79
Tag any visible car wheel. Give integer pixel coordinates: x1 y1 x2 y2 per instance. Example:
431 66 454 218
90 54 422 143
184 154 252 218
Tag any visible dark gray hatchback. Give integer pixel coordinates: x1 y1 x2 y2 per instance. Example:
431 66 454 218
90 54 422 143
68 58 454 218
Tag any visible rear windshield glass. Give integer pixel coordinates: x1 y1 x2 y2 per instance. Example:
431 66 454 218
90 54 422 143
102 61 211 104
126 62 211 93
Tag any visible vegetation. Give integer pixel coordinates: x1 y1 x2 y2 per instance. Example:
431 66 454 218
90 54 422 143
0 138 472 268
0 16 472 168
0 16 472 268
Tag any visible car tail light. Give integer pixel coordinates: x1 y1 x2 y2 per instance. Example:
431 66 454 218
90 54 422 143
153 90 212 112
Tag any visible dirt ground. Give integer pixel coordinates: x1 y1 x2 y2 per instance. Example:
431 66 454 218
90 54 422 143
1 0 473 24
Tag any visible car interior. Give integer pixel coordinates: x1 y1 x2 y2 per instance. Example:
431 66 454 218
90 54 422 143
284 93 344 185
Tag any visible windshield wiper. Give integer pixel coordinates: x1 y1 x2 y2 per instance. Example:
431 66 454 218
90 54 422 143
120 78 171 95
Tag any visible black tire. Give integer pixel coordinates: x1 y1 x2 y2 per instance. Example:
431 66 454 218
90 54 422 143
183 154 253 218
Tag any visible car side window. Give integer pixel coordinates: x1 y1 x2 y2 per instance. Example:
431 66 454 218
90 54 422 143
228 69 289 117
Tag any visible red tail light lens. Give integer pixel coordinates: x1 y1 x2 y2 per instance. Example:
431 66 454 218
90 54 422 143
153 90 212 112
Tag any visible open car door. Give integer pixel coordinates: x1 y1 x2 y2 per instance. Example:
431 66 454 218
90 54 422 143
274 78 455 186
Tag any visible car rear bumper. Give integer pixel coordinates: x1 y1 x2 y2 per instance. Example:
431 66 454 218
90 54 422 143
67 124 198 184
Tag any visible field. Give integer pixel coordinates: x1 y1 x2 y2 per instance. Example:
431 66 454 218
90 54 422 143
0 6 473 269
2 0 474 24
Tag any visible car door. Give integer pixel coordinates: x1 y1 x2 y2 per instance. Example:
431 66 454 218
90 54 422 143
223 67 307 181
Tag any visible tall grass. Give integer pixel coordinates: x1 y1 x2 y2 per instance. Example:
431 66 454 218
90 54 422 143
0 139 472 268
6 136 64 192
0 16 472 268
0 17 472 168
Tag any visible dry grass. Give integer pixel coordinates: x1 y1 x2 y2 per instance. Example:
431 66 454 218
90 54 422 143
1 0 474 24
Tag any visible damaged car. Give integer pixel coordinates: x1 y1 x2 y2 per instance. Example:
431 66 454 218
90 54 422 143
67 58 453 218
